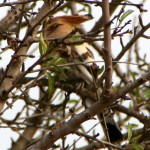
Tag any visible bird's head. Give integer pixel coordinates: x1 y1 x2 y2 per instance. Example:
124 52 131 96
44 14 93 39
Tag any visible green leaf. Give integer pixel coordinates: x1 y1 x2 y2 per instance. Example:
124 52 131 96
120 10 134 23
144 89 150 98
85 4 92 14
54 57 65 65
131 135 142 143
39 33 48 54
127 123 133 142
71 35 82 41
47 73 54 94
127 123 138 142
131 142 144 150
53 64 67 80
131 71 138 81
67 100 78 104
130 134 143 150
97 66 104 76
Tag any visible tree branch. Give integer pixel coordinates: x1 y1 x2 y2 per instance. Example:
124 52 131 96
26 71 150 150
102 0 113 94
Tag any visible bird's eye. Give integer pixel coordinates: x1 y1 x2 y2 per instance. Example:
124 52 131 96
47 23 62 33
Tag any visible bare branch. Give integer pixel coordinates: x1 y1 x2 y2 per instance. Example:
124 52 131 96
26 72 150 150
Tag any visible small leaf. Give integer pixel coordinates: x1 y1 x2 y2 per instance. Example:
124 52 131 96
85 4 92 14
131 135 142 143
54 57 65 65
127 123 138 142
53 65 67 81
47 73 54 94
39 33 48 54
131 71 138 81
127 123 133 142
144 89 150 98
120 10 134 23
71 35 82 41
97 66 104 76
131 142 144 150
67 100 78 104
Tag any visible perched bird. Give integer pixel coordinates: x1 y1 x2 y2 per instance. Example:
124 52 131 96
43 14 123 142
43 14 98 84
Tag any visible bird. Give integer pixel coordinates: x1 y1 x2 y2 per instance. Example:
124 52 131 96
43 14 98 84
43 14 123 143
